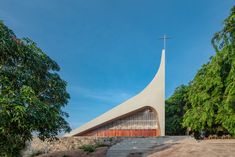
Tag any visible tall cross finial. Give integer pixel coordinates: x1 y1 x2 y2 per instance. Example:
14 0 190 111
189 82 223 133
159 34 171 50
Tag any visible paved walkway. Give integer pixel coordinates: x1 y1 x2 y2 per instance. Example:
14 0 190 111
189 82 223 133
106 136 195 157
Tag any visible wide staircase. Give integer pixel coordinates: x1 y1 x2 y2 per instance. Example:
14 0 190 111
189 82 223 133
106 136 195 157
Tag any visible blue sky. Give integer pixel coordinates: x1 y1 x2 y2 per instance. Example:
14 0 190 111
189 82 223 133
0 0 234 129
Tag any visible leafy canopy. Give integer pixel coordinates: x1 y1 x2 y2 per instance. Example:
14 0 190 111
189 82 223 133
165 85 189 135
0 21 71 156
166 6 235 136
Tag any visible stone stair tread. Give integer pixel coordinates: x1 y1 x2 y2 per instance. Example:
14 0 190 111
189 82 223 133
106 136 195 157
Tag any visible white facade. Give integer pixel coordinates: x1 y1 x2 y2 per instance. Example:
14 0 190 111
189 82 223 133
65 49 165 137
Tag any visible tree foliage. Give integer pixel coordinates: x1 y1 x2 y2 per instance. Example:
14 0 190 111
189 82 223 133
183 6 235 136
167 6 235 136
0 21 71 156
166 85 189 135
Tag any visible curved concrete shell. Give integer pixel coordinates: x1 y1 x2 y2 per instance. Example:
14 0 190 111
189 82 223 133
65 49 165 137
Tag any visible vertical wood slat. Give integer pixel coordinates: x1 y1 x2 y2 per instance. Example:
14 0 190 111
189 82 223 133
80 108 160 137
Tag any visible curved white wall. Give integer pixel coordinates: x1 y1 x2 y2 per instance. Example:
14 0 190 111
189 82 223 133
65 49 165 137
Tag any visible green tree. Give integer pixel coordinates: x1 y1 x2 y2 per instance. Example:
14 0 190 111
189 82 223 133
182 6 235 136
183 60 225 134
0 21 71 156
166 85 189 135
212 6 235 135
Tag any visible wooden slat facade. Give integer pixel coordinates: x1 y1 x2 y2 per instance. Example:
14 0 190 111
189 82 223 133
78 107 160 137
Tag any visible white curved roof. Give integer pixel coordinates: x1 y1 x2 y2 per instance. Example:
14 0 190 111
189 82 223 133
65 49 165 136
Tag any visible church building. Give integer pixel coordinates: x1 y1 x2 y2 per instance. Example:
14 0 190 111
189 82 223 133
65 49 165 137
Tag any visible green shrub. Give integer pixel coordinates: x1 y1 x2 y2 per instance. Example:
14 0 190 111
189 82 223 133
80 145 96 153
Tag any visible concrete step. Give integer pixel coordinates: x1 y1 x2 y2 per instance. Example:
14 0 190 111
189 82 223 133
106 136 195 157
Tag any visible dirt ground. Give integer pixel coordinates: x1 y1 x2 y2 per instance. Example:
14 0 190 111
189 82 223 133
147 139 235 157
37 147 108 157
36 139 235 157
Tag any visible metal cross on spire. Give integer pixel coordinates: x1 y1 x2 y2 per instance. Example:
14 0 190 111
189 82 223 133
159 34 171 50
